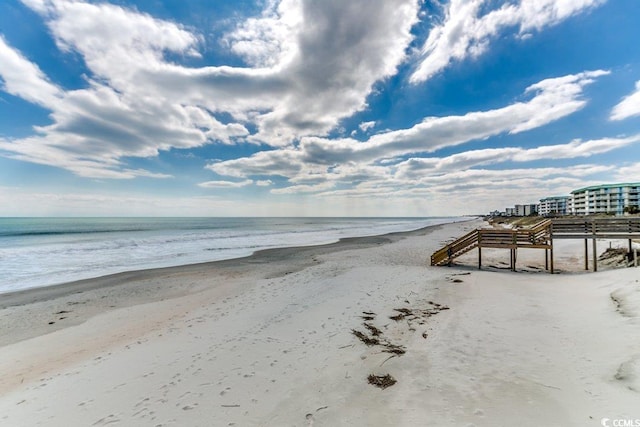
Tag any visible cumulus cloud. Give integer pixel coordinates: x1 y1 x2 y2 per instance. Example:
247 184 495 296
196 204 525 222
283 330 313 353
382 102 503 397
411 0 605 83
0 35 62 107
209 70 608 185
610 80 640 121
242 0 419 143
395 134 640 178
203 73 628 202
298 71 607 165
222 0 303 68
0 0 420 178
0 2 250 178
358 121 376 132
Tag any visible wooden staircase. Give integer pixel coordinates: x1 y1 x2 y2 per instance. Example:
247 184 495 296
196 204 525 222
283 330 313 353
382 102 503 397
431 217 640 272
430 220 552 267
431 229 480 266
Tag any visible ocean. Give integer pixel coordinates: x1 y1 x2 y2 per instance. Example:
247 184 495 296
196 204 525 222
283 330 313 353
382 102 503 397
0 217 465 293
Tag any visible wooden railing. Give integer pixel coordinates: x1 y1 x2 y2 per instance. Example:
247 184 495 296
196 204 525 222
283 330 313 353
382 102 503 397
551 218 640 238
431 229 479 266
430 219 552 266
430 217 640 272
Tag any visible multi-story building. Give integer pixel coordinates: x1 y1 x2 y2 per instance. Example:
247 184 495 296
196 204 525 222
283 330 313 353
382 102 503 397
505 207 515 216
538 196 569 216
514 204 537 217
570 183 640 216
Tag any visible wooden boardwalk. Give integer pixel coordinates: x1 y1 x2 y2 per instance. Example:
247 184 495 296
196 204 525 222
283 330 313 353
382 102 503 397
431 217 640 273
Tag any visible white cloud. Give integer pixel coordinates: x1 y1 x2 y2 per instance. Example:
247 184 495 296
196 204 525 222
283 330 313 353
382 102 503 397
256 71 606 167
0 35 62 107
1 0 420 178
198 179 253 188
395 134 640 178
223 0 303 68
208 73 626 199
302 71 606 164
255 179 273 186
315 164 613 205
358 121 376 132
612 162 640 182
270 181 335 194
411 0 605 83
610 80 640 121
207 149 303 178
239 0 419 144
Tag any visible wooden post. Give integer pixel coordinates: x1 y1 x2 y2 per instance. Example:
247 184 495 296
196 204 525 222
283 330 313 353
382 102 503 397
592 221 597 272
549 225 554 274
592 238 598 272
509 248 517 271
550 237 554 274
478 231 482 270
584 239 589 270
545 249 549 271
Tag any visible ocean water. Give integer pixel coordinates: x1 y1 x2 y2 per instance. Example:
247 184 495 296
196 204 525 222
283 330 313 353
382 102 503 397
0 217 465 293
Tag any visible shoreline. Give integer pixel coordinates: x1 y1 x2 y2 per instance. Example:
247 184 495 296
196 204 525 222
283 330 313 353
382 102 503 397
1 217 639 426
0 217 474 309
1 216 471 297
0 218 478 349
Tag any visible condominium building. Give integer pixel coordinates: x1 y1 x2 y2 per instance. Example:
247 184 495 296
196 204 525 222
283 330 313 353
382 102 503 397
570 183 640 215
515 204 537 217
538 196 569 216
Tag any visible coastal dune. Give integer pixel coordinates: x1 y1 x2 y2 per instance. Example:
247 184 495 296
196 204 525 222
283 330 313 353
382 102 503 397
0 219 639 426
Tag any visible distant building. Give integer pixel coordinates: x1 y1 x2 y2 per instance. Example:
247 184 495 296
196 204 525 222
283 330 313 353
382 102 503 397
505 207 515 216
570 183 640 216
515 204 537 216
538 196 569 216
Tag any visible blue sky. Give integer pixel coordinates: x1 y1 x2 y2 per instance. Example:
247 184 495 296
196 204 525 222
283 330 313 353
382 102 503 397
1 0 639 216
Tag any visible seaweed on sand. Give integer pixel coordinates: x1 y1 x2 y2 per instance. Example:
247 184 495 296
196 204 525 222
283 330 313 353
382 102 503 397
364 323 383 337
367 374 396 389
351 329 379 346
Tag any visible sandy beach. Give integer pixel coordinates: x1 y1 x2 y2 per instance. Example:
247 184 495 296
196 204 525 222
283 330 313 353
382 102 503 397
0 219 639 426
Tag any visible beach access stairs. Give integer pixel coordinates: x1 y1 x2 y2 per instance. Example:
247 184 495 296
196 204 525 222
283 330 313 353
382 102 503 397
431 217 640 272
430 219 552 268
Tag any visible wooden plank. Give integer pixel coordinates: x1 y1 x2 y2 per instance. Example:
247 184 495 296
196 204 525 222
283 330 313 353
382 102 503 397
550 236 554 274
584 239 588 270
545 249 548 270
592 221 597 272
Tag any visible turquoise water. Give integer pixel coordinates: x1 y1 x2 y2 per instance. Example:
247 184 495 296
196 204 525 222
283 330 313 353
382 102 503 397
0 217 464 293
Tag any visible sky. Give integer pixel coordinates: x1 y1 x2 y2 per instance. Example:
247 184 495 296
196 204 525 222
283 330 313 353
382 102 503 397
1 0 640 217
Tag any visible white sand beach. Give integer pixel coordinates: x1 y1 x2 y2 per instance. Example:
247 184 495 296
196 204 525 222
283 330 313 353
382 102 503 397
0 219 639 426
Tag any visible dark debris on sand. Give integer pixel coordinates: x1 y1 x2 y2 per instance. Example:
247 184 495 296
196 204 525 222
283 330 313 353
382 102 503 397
351 329 380 346
368 374 397 389
388 302 449 323
352 300 450 389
